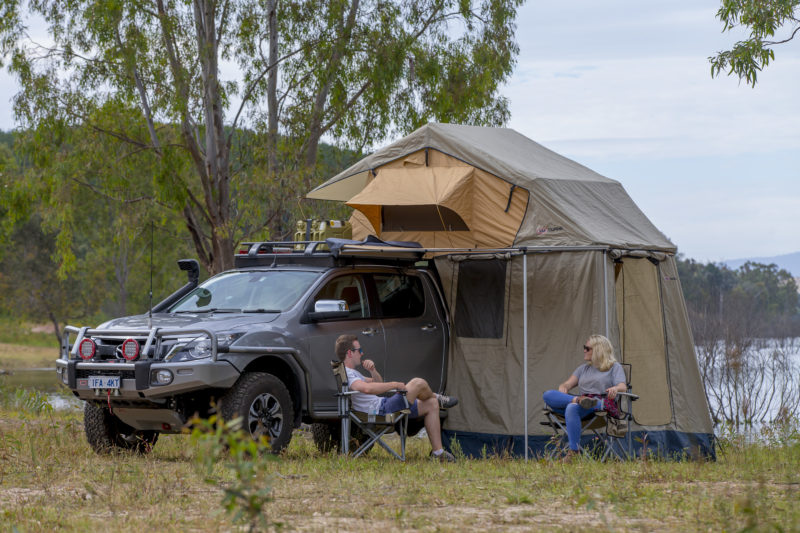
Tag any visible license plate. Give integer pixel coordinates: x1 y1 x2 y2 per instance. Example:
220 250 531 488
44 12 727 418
88 376 120 389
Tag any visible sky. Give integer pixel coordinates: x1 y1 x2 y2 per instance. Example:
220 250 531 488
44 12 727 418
0 1 798 264
503 1 800 263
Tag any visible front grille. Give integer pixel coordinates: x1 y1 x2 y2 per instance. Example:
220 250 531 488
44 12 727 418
76 369 136 380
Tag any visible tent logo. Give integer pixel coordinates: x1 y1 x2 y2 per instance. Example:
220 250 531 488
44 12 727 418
536 225 564 235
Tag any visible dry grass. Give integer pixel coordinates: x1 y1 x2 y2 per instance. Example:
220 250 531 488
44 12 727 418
0 342 59 370
1 400 798 532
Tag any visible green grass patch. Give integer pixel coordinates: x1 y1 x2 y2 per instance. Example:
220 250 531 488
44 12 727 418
1 396 798 532
0 316 60 348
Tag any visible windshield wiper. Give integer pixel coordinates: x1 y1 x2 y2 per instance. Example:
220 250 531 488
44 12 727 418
173 308 242 314
242 308 281 313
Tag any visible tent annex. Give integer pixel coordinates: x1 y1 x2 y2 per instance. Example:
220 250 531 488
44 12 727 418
308 123 714 458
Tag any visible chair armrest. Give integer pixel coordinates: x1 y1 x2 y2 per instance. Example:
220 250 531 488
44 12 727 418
617 392 639 400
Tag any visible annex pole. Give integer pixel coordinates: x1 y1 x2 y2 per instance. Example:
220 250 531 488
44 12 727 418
523 252 529 461
603 250 609 337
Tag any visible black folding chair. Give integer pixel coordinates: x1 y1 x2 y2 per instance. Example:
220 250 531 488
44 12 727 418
541 363 639 461
331 360 410 460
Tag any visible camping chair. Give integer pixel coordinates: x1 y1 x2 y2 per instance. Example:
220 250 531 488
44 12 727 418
541 363 639 461
331 360 410 460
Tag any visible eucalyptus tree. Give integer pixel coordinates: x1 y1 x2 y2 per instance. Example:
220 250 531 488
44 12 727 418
710 0 799 86
1 0 522 274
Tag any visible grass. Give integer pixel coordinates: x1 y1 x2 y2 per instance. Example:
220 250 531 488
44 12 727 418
0 391 798 532
0 317 61 348
2 332 798 531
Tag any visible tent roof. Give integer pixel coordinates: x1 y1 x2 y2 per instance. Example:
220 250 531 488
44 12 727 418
307 123 676 252
307 123 613 201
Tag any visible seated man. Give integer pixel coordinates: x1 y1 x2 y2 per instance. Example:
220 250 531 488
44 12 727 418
335 334 458 462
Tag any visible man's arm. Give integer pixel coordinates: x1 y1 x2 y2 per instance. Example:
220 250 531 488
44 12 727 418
350 379 405 395
361 359 383 383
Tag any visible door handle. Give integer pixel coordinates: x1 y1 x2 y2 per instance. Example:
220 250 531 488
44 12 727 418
421 323 437 332
361 328 378 336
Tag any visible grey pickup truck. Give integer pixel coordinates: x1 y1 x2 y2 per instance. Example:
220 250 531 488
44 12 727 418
56 239 449 453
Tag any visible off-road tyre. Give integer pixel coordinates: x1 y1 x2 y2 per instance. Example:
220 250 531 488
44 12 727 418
219 372 294 453
83 402 158 454
310 421 374 455
311 422 341 453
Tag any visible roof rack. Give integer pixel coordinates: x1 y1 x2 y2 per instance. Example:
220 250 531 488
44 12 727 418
233 240 426 268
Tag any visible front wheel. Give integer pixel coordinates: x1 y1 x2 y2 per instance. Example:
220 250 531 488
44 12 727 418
218 372 294 453
84 402 158 454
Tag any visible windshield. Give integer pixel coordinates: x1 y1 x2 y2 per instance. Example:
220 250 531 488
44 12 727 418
170 270 321 313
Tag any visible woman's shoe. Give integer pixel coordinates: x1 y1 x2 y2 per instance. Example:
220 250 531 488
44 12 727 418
578 396 598 410
561 449 579 463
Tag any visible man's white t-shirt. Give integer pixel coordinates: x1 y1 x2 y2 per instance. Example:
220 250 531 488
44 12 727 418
345 367 383 413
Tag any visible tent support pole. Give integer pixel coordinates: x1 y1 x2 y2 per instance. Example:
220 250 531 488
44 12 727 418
604 250 609 337
523 252 528 461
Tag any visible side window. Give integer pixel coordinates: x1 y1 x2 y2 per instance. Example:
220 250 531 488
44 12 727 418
373 273 425 318
454 259 506 338
315 275 369 319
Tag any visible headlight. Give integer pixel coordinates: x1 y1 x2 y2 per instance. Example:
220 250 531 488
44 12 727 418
165 333 243 362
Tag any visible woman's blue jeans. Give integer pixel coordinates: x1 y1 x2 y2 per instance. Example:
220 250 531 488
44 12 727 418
542 390 597 451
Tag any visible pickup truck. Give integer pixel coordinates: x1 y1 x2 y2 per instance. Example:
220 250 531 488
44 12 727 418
55 240 449 453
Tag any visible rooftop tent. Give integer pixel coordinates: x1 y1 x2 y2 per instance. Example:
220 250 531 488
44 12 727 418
307 123 714 459
346 166 527 249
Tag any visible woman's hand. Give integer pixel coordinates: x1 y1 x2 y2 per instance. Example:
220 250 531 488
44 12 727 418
605 387 617 400
558 384 568 393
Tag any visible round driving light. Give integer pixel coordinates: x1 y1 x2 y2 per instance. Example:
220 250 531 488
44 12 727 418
78 338 96 360
154 370 173 385
121 338 140 361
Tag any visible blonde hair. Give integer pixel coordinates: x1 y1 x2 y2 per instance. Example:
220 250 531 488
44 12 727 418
588 334 617 371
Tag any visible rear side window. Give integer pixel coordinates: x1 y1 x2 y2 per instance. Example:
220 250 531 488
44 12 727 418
373 274 425 318
455 259 506 338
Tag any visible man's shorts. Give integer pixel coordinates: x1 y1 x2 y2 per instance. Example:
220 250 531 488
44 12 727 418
378 393 419 418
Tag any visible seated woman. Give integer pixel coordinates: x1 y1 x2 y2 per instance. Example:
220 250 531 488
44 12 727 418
542 334 626 459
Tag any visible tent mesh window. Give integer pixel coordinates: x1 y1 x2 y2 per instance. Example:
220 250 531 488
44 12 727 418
454 259 506 338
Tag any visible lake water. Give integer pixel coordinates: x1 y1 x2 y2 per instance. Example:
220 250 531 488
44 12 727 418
0 368 82 411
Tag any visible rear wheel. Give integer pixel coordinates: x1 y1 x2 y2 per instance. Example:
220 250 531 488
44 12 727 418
310 421 374 455
219 372 294 453
311 421 341 453
83 403 158 454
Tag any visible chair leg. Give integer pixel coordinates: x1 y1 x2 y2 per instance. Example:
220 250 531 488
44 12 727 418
341 415 350 455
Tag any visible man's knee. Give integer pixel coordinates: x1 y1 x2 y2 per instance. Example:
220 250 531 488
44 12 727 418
407 377 430 390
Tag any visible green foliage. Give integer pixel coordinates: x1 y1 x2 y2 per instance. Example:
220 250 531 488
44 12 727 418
709 0 800 86
190 415 277 531
1 0 523 275
677 256 799 339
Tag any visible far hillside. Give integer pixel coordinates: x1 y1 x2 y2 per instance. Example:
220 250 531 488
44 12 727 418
724 251 800 278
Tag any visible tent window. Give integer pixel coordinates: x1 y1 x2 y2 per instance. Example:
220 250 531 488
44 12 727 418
374 274 425 318
382 205 469 231
454 259 506 338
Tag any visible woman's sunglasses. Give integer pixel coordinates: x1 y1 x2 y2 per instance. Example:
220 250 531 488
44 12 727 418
583 345 592 352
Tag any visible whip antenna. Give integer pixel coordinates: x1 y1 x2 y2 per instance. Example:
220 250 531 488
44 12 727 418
148 221 154 325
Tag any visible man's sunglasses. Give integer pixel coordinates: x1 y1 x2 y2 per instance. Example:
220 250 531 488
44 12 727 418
351 347 364 354
583 345 592 352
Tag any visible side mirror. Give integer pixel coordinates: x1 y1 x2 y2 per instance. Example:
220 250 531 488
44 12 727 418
307 299 349 321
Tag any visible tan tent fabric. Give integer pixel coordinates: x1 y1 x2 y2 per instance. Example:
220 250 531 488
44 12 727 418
657 256 713 435
308 123 675 252
438 251 607 435
345 156 528 249
348 167 476 231
615 256 673 426
308 124 713 454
